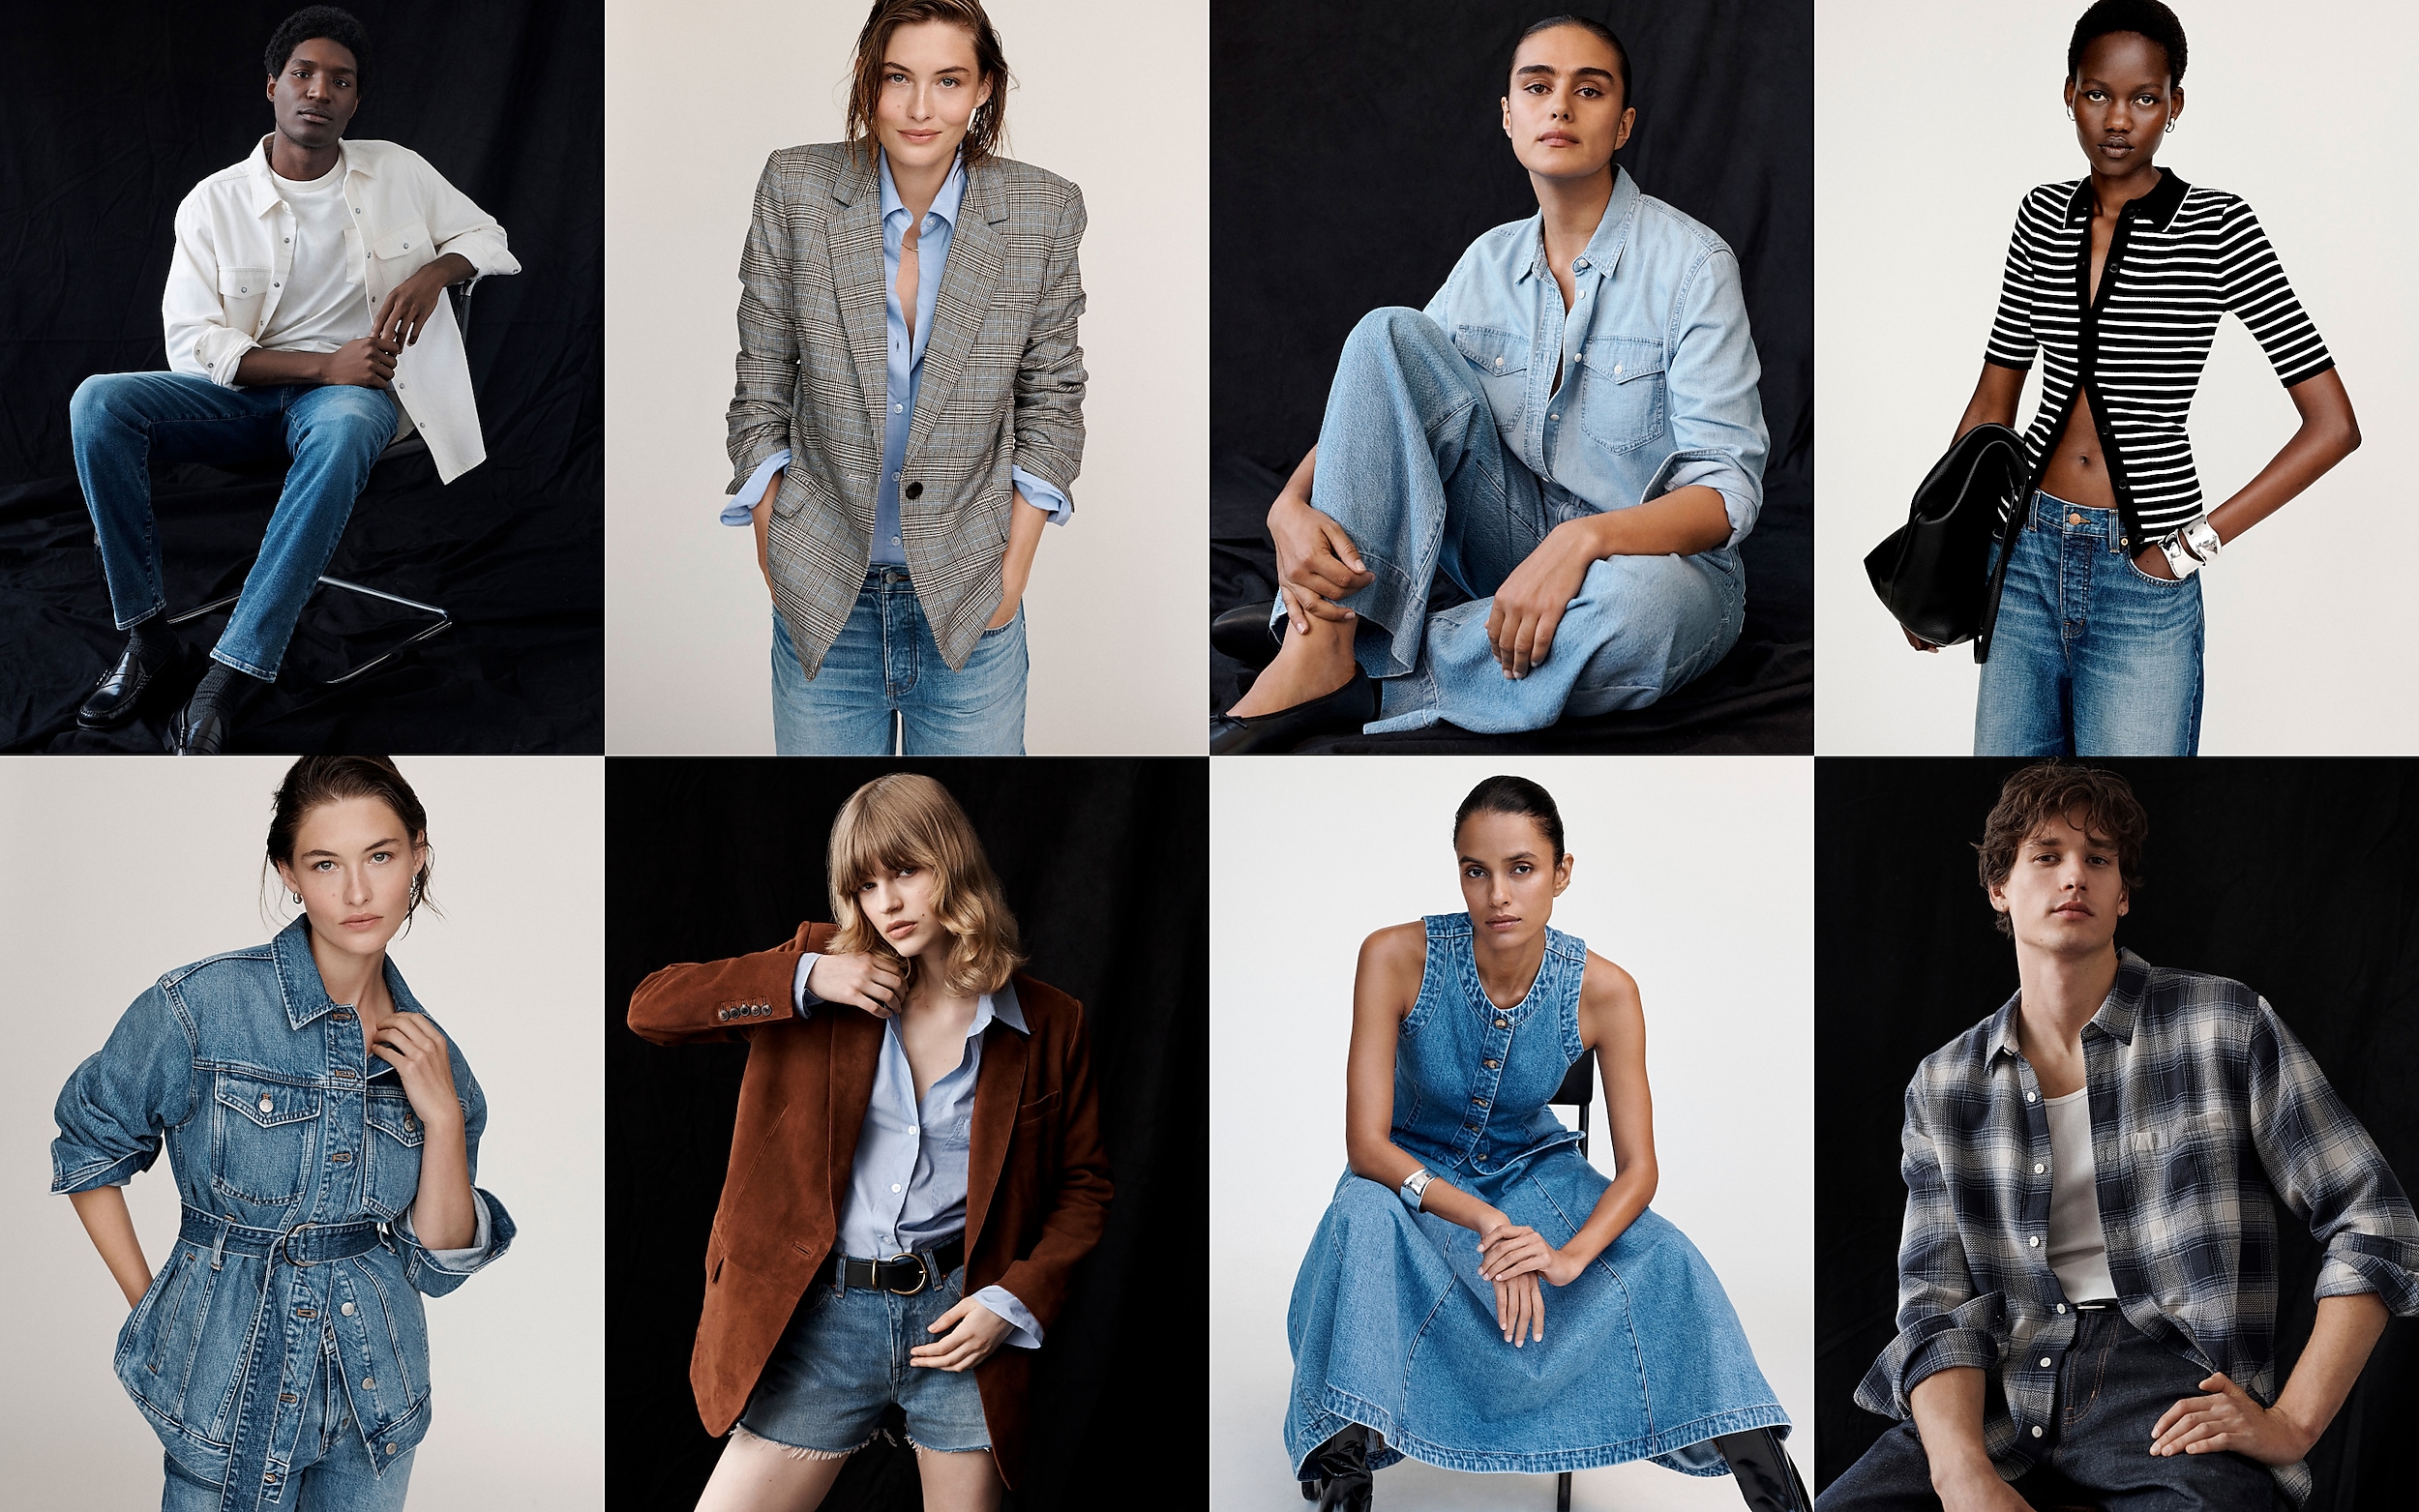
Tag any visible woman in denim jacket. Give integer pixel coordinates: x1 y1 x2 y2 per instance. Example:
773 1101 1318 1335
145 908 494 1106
50 756 513 1512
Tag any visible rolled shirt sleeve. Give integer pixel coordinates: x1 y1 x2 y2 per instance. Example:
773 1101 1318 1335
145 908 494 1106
717 453 1069 531
1854 1077 2006 1419
2250 1002 2419 1316
971 1283 1045 1349
1638 243 1767 548
51 986 200 1194
163 193 257 389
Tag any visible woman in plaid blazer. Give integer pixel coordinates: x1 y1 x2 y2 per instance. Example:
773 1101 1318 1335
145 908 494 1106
722 0 1085 756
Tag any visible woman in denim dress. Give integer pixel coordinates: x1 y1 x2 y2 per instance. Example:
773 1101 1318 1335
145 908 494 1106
1287 777 1804 1510
50 756 513 1512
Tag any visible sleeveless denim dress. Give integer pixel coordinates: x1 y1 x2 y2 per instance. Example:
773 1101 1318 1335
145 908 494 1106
1285 914 1788 1478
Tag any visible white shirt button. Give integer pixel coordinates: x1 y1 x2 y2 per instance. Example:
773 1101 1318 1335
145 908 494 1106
1549 413 1559 422
2026 1090 2039 1102
2040 1356 2052 1368
890 1183 902 1194
2056 1303 2068 1314
2034 1163 2046 1173
2031 1426 2044 1438
1614 363 1625 374
2030 1235 2041 1247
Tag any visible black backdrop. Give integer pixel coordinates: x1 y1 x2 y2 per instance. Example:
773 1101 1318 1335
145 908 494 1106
606 758 1208 1512
1210 0 1812 751
0 1 602 751
1816 759 2419 1508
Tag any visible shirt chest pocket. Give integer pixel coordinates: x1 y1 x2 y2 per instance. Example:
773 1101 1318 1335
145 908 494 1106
210 1073 322 1208
218 267 271 336
371 218 434 282
364 1088 426 1220
1578 338 1666 455
1452 324 1530 434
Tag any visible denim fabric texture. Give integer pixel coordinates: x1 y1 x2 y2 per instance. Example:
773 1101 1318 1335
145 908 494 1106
1974 491 2203 756
71 371 403 679
738 1262 992 1457
1818 1310 2281 1512
1285 914 1787 1477
160 1324 417 1512
769 574 1026 755
1299 308 1744 734
50 918 513 1508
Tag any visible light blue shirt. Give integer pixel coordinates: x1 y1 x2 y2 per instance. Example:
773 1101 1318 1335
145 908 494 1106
792 952 1044 1349
721 150 1071 562
1420 166 1767 548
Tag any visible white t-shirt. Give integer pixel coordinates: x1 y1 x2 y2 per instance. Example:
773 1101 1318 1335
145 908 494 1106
261 158 370 354
2044 1087 2119 1303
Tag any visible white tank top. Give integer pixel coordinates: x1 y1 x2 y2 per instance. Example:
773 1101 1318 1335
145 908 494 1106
2044 1087 2119 1302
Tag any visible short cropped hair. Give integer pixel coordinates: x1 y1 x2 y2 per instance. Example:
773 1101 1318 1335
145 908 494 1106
1974 761 2148 936
826 773 1024 996
266 6 371 85
2069 0 2187 87
846 0 1011 170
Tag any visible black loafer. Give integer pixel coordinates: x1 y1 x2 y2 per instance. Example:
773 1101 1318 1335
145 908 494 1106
77 634 174 729
1210 667 1376 754
1211 600 1285 668
164 667 264 756
1716 1427 1809 1511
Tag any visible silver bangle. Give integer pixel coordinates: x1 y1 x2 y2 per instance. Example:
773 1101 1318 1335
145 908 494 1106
2180 515 2222 565
1398 1168 1435 1211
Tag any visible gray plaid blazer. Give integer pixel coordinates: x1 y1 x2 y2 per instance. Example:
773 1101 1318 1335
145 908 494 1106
728 142 1087 675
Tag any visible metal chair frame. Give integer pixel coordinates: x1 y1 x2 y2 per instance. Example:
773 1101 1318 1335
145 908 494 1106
1546 1052 1596 1512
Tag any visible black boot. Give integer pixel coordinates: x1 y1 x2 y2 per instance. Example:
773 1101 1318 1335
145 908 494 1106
77 621 178 729
1716 1427 1808 1511
164 660 268 756
1299 1423 1372 1511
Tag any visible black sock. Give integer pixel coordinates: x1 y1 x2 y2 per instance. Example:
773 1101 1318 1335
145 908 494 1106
128 621 174 665
190 661 266 715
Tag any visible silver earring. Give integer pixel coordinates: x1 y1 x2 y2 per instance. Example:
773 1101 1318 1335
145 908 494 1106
2163 119 2177 133
408 875 423 904
2066 105 2076 121
289 890 302 904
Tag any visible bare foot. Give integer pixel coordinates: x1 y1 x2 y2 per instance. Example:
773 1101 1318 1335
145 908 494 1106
1227 611 1357 717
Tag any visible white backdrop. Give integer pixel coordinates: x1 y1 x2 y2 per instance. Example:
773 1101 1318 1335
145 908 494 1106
604 0 1208 754
0 757 602 1507
1816 0 2419 753
1210 757 1813 1511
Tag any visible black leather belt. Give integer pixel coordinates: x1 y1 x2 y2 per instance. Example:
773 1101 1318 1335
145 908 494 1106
833 1234 964 1295
179 1206 387 1270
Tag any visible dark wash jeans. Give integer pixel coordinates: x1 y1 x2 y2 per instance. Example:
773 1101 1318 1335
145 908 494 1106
1817 1311 2283 1512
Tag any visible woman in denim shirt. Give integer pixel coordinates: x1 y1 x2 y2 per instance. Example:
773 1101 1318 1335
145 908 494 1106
1214 16 1765 751
50 756 512 1512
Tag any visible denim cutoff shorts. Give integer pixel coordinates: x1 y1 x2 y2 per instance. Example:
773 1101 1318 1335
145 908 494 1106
737 1262 992 1456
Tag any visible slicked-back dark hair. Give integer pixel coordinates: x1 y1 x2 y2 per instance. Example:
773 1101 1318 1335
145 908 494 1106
1513 14 1633 107
1974 761 2147 937
846 0 1012 171
1454 775 1568 862
266 6 371 86
264 756 437 932
2068 0 2187 86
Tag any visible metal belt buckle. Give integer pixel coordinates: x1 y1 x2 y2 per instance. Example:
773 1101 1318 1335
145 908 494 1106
280 1222 320 1268
883 1250 933 1295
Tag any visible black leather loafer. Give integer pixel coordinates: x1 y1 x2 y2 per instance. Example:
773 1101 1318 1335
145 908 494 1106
165 692 237 756
1716 1426 1809 1511
77 634 174 729
1210 667 1376 754
1211 600 1285 668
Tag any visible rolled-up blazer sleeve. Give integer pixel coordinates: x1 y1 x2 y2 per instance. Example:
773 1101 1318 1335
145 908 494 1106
727 151 801 494
1007 185 1087 504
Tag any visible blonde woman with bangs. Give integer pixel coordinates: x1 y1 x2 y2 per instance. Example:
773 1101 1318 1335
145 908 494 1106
629 772 1112 1512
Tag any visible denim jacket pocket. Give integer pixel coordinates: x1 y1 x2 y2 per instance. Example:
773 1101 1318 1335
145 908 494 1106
1578 338 1666 456
210 1071 321 1209
1451 324 1529 430
364 1086 426 1220
217 267 269 338
120 1240 232 1439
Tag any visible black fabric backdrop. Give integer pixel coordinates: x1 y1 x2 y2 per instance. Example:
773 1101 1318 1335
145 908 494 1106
1815 759 2419 1509
1210 0 1811 752
0 1 602 751
606 758 1208 1512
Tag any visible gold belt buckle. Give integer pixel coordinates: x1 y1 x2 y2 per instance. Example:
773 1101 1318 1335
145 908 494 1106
883 1250 933 1295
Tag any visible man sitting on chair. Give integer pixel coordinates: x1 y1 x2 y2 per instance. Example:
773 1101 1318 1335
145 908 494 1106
70 4 517 752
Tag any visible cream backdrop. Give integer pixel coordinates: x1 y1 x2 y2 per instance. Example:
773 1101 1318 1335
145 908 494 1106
604 0 1207 754
1210 757 1813 1511
0 757 602 1506
1817 0 2419 753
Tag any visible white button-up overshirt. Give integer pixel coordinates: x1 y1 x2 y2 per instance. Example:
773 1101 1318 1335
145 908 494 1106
164 135 519 484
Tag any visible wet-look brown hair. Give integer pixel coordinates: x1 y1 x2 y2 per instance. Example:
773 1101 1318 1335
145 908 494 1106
827 773 1024 995
264 756 437 929
845 0 1011 170
1974 761 2147 936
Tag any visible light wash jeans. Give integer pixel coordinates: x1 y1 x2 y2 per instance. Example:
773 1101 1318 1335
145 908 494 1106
71 371 400 680
1289 308 1744 734
1974 491 2203 756
159 1328 416 1511
771 570 1027 755
738 1261 991 1456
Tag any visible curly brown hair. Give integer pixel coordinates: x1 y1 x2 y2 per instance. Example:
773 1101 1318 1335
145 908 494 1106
1974 761 2147 936
845 0 1011 172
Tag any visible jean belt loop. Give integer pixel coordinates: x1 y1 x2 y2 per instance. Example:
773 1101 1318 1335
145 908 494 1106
210 1218 229 1273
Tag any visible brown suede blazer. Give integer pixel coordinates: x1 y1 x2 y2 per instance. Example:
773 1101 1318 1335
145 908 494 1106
627 921 1111 1490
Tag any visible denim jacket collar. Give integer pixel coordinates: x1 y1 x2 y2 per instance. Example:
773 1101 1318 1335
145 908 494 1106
1515 164 1640 288
2060 166 2189 232
1986 946 2150 1064
267 915 426 1061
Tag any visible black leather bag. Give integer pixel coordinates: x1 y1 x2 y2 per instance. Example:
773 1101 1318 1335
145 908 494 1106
1864 423 2029 661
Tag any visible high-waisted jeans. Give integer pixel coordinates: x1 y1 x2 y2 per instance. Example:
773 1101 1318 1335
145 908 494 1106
1282 307 1744 734
1974 490 2203 756
771 570 1027 755
71 371 401 680
159 1326 416 1512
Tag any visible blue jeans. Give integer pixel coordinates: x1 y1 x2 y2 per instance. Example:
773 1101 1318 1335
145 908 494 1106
771 570 1027 755
1974 491 2203 756
1292 308 1744 734
1815 1311 2281 1511
160 1330 415 1512
71 371 401 680
737 1261 992 1456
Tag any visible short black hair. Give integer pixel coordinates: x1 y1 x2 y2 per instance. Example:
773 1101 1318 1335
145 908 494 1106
266 6 371 86
1514 14 1633 108
1454 775 1567 862
2068 0 2187 87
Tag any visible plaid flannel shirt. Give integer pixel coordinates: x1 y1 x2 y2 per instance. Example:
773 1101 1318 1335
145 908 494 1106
1854 950 2419 1506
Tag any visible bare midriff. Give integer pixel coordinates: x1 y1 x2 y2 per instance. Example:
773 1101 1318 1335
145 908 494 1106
2039 393 2117 510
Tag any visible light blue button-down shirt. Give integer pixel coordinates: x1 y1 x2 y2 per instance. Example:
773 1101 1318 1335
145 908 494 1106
1420 166 1767 548
792 952 1043 1349
721 150 1070 563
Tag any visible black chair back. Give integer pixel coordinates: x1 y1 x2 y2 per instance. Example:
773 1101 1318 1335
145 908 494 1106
1550 1054 1594 1158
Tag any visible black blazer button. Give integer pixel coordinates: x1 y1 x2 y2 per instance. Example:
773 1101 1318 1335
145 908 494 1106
904 481 923 500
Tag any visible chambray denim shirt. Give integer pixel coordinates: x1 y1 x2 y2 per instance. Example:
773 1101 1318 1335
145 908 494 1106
720 150 1070 558
49 917 513 1495
1421 166 1768 548
794 952 1042 1348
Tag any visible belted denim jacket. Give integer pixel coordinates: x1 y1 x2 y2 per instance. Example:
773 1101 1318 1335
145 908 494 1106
49 918 513 1506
